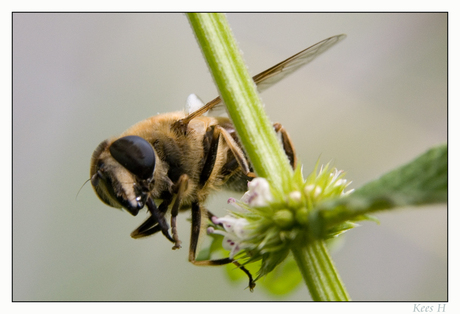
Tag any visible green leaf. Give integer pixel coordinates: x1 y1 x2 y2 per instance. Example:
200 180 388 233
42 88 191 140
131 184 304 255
225 260 260 283
225 255 302 296
196 233 226 261
353 143 447 203
311 144 447 237
257 255 303 295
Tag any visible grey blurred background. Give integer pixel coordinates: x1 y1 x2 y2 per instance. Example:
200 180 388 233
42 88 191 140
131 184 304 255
12 13 447 301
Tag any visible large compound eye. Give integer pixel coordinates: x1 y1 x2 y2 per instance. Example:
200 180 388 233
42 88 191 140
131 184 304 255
109 135 155 180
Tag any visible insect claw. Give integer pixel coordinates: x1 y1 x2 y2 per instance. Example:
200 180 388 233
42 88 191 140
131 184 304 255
172 241 182 250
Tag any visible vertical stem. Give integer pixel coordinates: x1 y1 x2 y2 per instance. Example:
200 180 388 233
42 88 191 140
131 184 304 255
187 13 293 195
187 13 349 301
291 239 350 301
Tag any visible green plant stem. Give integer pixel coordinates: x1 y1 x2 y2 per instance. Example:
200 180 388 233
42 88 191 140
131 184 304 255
186 13 293 195
187 12 349 301
291 239 350 301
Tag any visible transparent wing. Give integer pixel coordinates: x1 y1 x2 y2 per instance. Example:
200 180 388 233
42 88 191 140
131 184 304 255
253 34 346 92
179 34 346 123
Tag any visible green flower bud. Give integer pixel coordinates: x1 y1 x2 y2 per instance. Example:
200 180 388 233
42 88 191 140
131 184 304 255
295 207 308 226
273 209 294 229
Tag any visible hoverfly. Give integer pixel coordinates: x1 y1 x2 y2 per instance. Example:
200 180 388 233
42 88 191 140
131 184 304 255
90 34 346 290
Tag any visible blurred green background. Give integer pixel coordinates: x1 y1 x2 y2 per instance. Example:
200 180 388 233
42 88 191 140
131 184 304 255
12 13 447 301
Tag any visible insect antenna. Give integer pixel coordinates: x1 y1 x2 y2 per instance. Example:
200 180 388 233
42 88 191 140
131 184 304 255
76 178 92 200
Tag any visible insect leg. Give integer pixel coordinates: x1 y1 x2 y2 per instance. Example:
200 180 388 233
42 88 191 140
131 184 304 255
188 202 255 291
170 174 189 250
130 214 162 238
273 122 297 169
199 125 220 187
216 126 256 178
131 198 175 243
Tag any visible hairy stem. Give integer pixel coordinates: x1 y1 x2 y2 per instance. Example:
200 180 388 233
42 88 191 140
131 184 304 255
187 13 349 301
187 13 293 195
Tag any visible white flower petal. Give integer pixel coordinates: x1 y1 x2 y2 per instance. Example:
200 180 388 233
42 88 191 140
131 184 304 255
242 178 272 207
222 237 236 251
289 191 302 201
314 186 322 198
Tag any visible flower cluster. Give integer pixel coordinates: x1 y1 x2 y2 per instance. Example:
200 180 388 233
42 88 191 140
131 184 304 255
207 163 354 281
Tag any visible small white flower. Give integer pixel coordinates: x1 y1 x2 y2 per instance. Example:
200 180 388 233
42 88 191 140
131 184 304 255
241 178 273 207
208 215 250 258
227 197 244 210
305 184 315 193
289 191 302 201
314 186 322 198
